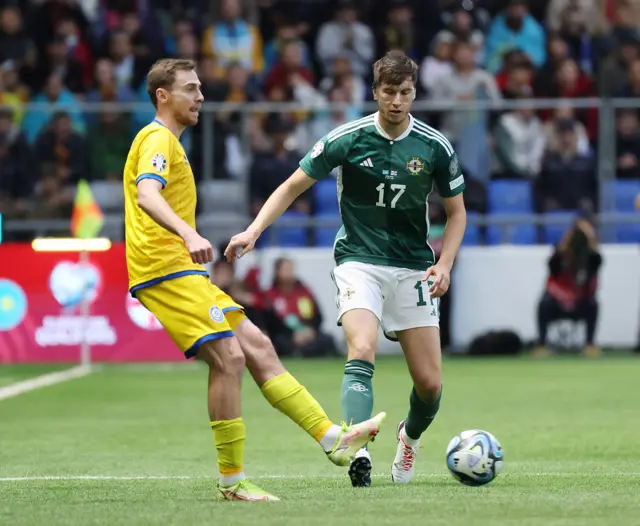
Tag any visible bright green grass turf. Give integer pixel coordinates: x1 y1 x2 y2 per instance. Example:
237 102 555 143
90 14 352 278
1 357 639 525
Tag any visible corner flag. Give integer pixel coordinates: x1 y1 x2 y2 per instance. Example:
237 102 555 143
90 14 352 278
71 180 104 239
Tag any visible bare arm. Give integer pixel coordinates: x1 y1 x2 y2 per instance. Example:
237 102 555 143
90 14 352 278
137 178 213 264
438 193 467 271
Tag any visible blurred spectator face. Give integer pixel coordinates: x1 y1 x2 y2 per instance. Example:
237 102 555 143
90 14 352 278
556 59 579 89
100 111 120 127
48 39 68 62
337 7 358 24
548 36 569 63
45 74 63 100
227 64 248 90
619 42 640 64
177 33 198 59
617 110 638 136
389 6 413 26
557 121 578 152
110 32 133 61
2 67 19 91
433 39 453 61
451 9 472 33
615 4 632 27
553 106 576 121
275 258 295 288
221 0 241 21
505 1 527 30
282 41 302 69
52 114 72 140
121 12 141 37
174 19 193 39
508 65 533 89
628 60 640 88
95 59 115 87
331 56 352 77
0 112 12 135
268 85 288 101
199 57 217 83
453 42 475 70
277 24 299 40
0 7 21 34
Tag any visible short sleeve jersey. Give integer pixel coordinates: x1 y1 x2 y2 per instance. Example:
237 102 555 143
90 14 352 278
124 120 206 292
300 113 465 271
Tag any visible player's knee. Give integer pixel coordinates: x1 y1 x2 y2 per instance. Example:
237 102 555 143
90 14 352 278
413 372 441 401
347 336 377 362
199 337 245 375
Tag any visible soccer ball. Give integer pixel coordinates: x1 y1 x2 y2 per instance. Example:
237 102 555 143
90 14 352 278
445 429 504 486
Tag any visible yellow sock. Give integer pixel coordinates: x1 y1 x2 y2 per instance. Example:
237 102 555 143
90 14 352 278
261 372 333 442
211 417 245 478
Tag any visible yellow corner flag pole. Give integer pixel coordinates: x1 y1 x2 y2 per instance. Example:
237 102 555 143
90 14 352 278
71 180 105 369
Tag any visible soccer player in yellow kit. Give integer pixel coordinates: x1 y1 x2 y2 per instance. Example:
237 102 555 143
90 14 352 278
123 59 385 501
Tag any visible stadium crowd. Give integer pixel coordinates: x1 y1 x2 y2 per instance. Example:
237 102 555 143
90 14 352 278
0 0 639 236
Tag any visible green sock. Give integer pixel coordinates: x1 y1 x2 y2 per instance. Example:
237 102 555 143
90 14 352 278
404 386 442 440
340 359 374 426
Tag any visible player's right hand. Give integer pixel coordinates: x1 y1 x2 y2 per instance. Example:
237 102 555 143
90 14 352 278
224 229 260 262
183 231 214 264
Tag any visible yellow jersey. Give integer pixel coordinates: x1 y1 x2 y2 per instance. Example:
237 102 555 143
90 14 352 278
124 120 207 294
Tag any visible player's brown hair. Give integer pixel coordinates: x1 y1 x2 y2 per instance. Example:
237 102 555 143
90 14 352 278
146 59 196 108
372 51 419 88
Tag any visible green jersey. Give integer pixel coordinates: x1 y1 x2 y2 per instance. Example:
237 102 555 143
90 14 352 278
300 112 465 271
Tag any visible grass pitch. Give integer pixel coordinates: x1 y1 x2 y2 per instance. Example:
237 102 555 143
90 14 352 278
1 357 639 525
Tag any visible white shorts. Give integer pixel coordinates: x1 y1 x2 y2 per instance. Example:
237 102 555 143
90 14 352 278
331 261 440 341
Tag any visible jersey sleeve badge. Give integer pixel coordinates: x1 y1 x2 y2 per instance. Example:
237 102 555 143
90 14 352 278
449 155 459 176
151 153 167 172
311 140 325 158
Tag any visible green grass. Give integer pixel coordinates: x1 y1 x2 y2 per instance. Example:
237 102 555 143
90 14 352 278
1 357 639 525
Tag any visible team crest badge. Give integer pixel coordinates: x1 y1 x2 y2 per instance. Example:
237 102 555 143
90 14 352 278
209 306 224 323
449 155 459 176
311 140 325 158
407 157 425 175
151 153 167 172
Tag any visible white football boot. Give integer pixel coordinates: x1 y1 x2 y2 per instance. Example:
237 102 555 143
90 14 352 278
391 420 420 484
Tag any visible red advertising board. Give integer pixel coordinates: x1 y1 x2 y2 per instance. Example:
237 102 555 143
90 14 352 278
0 243 180 363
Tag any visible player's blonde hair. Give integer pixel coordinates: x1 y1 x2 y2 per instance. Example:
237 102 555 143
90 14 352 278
372 51 419 88
146 58 196 108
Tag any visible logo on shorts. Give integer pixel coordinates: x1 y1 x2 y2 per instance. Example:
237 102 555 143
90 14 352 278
209 306 224 323
341 287 355 301
349 382 369 393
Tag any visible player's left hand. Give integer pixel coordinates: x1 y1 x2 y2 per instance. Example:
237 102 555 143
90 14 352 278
423 264 451 298
225 229 260 262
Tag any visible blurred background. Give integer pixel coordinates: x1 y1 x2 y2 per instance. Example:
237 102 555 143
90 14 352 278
0 0 639 363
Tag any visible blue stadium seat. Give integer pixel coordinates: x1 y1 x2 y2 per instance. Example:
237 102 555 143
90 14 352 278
488 180 534 213
543 211 576 245
605 179 640 212
486 224 537 245
314 212 341 247
314 178 339 214
462 213 481 246
274 211 308 247
615 224 640 244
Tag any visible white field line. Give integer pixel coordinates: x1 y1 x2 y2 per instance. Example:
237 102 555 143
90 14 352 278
0 365 92 401
0 472 638 482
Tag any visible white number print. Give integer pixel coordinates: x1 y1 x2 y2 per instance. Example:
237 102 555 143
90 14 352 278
375 183 406 208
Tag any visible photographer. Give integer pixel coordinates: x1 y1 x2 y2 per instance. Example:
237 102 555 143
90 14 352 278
535 214 602 358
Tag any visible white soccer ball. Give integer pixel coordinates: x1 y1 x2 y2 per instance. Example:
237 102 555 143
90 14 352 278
445 429 504 486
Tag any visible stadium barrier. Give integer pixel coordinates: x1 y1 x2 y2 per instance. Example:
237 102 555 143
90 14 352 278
1 242 637 363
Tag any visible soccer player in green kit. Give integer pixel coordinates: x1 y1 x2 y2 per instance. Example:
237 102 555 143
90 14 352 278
225 51 467 487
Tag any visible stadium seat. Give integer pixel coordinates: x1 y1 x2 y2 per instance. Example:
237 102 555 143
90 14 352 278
543 211 576 245
90 181 124 213
487 180 534 213
461 213 481 246
263 211 308 247
314 178 339 214
615 224 640 244
604 179 640 212
198 180 246 214
314 212 341 247
486 224 537 245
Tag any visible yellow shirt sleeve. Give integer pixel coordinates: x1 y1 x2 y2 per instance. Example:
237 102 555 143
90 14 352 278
136 128 174 189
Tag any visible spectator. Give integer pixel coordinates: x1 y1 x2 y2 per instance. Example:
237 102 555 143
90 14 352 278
316 0 375 80
535 216 602 358
306 85 359 153
0 6 33 65
420 33 454 96
85 59 136 123
249 116 309 217
39 35 85 94
533 35 570 96
0 66 25 125
263 20 311 79
263 39 315 95
598 29 640 96
56 17 93 88
543 106 591 155
378 1 417 59
545 0 598 70
497 50 535 98
34 112 88 185
615 109 640 179
433 7 485 63
108 30 146 90
264 258 338 358
538 118 597 212
175 32 200 61
163 18 195 57
318 55 366 104
616 58 640 98
31 162 75 221
484 0 546 74
201 0 264 79
0 108 33 218
493 92 545 179
88 111 131 181
21 73 85 144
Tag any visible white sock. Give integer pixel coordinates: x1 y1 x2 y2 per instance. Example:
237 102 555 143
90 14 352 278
219 472 245 486
402 427 420 447
319 424 342 452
